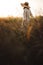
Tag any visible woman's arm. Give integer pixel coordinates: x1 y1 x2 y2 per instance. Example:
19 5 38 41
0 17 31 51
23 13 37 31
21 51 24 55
23 8 27 21
29 9 33 17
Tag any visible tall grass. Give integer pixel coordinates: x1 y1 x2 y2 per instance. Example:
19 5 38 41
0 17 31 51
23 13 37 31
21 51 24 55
0 16 43 65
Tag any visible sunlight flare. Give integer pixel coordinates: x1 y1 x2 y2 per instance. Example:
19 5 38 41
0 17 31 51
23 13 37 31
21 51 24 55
0 0 43 17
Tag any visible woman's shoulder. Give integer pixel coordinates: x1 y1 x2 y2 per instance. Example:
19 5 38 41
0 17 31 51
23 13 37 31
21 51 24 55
24 8 31 13
24 8 29 12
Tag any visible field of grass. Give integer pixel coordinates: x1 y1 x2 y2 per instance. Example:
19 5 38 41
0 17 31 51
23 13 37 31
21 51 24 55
0 16 43 65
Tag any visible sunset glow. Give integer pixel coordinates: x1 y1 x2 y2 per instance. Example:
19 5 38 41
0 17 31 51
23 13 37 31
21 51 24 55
0 0 43 17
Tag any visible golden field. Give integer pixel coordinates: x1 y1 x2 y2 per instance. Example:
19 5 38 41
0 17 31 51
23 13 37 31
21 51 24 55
0 16 43 65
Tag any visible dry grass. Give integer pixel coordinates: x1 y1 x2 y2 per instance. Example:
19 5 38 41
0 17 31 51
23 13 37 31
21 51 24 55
0 16 43 65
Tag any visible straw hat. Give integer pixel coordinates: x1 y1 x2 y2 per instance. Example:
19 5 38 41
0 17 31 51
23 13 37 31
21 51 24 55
21 2 30 8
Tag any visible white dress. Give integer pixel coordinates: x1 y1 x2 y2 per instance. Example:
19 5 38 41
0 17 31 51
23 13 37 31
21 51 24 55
21 8 32 33
23 8 31 21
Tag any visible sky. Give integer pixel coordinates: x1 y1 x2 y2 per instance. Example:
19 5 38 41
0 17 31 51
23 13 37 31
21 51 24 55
0 0 43 17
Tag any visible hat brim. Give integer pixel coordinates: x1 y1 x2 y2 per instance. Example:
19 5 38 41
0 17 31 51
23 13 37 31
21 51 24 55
21 3 30 8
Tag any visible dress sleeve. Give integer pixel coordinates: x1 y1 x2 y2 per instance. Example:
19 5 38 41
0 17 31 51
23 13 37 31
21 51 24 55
29 9 33 17
23 8 27 20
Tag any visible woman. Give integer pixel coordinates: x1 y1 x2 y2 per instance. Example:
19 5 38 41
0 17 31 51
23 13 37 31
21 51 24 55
21 2 33 33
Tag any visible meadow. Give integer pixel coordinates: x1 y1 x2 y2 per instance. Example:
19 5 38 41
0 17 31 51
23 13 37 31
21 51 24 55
0 16 43 65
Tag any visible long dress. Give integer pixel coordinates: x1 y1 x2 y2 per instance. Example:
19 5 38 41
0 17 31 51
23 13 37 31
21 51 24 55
21 7 32 34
